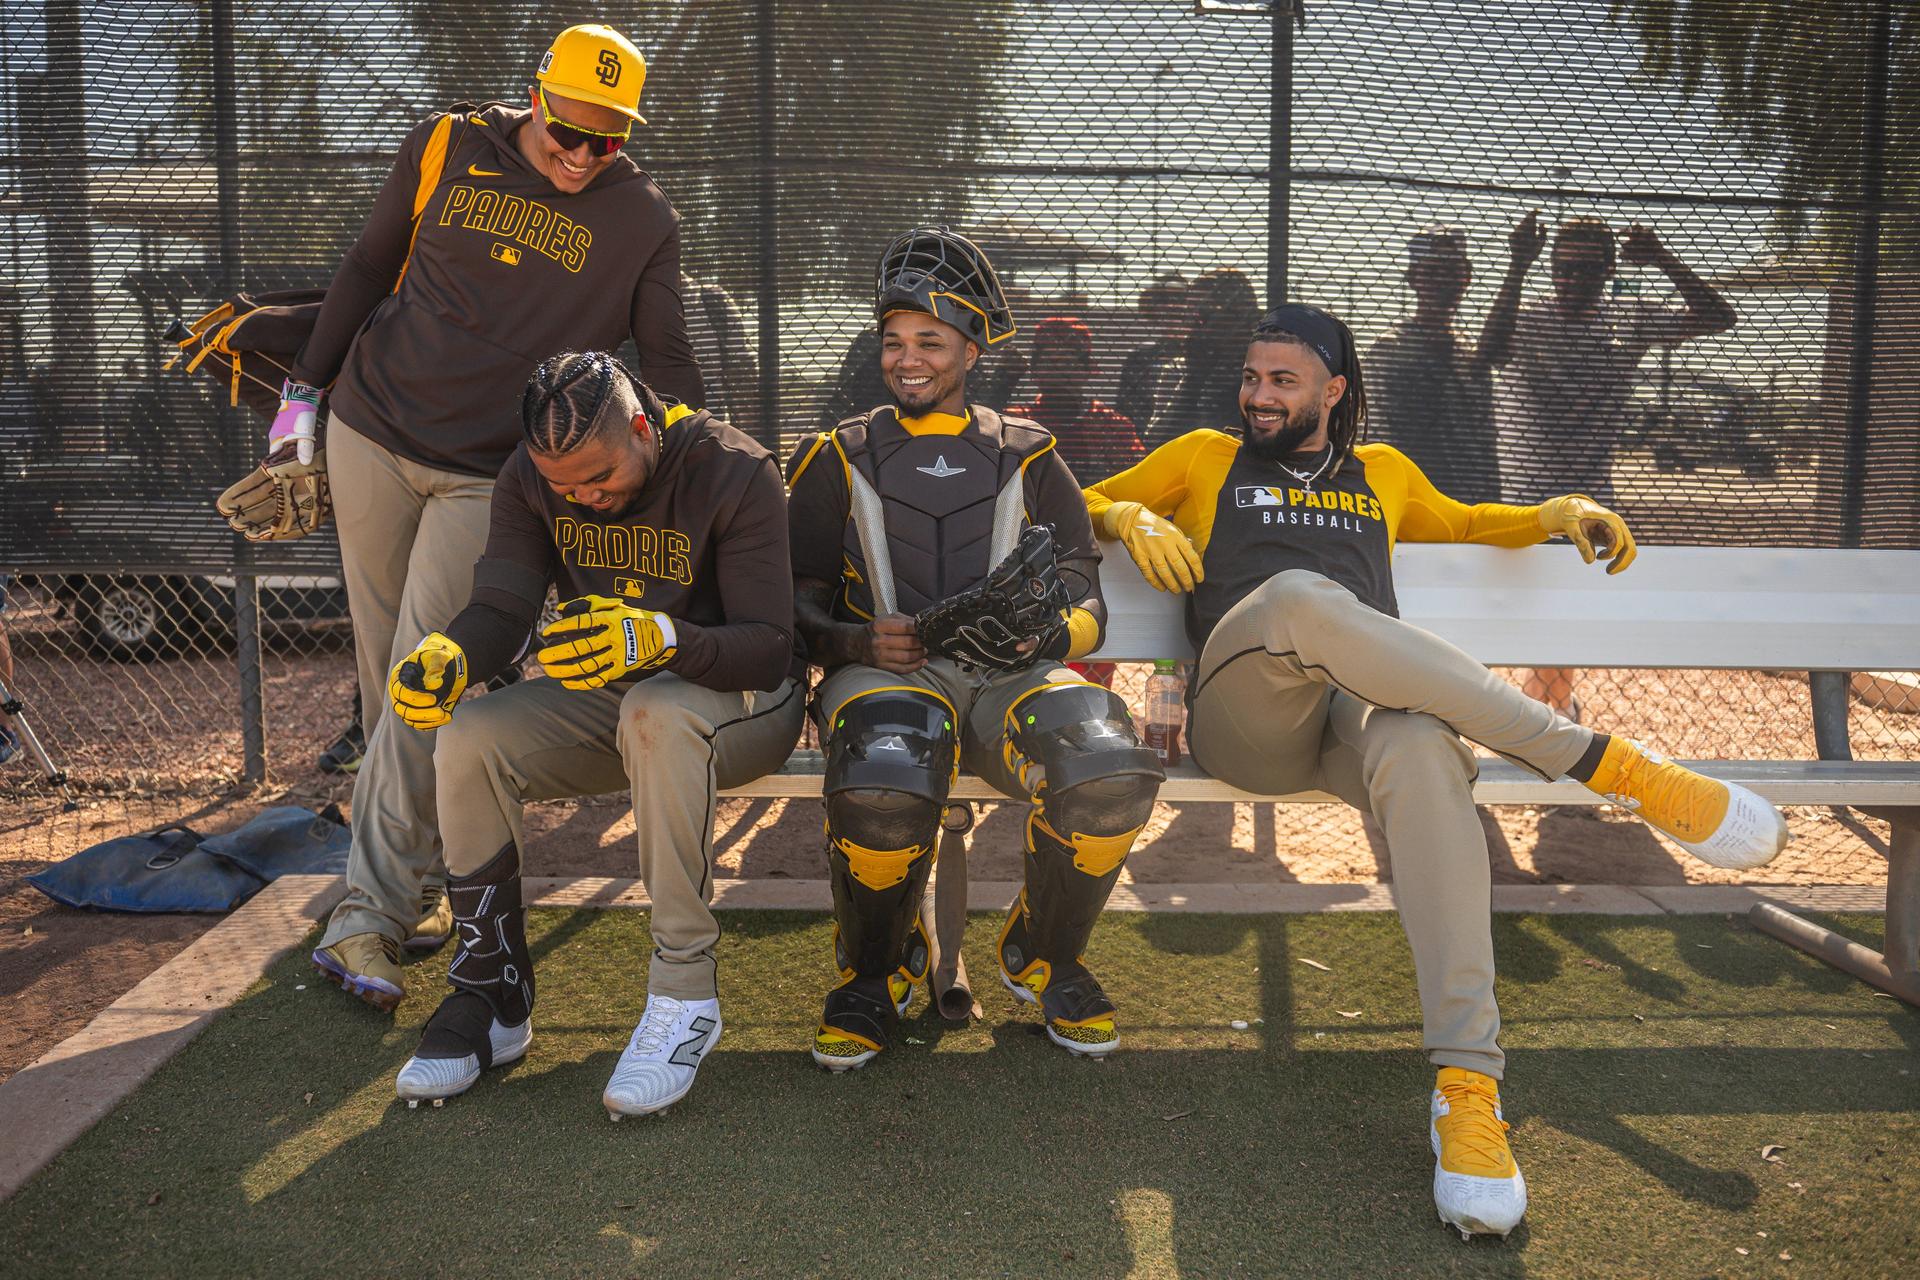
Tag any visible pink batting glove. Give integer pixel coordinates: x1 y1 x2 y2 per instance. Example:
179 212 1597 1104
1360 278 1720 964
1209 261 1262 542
269 378 322 465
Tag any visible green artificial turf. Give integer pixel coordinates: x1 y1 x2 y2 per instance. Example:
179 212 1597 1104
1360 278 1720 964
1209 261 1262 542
4 910 1915 1278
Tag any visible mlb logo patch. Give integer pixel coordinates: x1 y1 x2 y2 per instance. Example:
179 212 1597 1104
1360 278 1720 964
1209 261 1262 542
614 576 645 600
491 243 522 266
539 50 554 73
1235 485 1286 508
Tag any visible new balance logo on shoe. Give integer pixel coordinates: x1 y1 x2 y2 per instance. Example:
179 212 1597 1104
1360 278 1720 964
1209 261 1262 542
916 456 966 479
669 1016 718 1067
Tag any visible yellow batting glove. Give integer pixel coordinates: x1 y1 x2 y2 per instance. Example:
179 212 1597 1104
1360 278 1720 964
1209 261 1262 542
537 594 678 689
388 632 468 731
1537 494 1637 574
1099 500 1204 594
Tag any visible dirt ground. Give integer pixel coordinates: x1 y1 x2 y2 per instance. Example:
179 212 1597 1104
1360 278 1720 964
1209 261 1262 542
1 632 1911 1086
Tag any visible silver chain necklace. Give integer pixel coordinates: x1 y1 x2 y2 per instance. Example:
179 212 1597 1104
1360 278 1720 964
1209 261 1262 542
1276 443 1336 492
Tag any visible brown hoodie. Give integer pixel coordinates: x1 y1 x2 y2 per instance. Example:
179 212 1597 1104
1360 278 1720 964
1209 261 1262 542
293 103 704 477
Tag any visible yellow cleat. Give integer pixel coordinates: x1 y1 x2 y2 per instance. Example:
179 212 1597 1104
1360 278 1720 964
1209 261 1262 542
404 882 453 952
1583 738 1789 870
1430 1068 1526 1240
811 1028 878 1072
311 933 404 1012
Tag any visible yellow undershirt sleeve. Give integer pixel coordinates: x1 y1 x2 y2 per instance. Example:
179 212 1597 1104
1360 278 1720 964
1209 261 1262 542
1385 447 1547 547
1084 430 1215 530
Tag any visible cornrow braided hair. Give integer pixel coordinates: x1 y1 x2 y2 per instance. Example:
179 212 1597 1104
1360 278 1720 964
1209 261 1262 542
521 350 647 455
1249 316 1369 474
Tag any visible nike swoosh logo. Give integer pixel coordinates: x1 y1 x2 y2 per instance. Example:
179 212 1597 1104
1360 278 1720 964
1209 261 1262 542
468 164 503 177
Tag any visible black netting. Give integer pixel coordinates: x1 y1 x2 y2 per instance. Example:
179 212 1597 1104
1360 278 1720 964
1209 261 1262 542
1 2 1915 849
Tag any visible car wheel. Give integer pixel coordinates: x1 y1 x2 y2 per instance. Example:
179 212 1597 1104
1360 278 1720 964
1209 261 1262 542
76 576 180 661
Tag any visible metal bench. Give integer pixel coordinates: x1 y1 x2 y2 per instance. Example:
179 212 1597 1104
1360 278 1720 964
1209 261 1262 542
724 541 1920 1004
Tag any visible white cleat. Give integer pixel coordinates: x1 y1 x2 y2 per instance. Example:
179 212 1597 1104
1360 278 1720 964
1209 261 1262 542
1430 1068 1527 1240
602 995 721 1120
396 1018 532 1108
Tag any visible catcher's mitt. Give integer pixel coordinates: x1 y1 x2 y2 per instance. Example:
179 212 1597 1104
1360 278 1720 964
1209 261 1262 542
916 524 1075 672
216 442 332 542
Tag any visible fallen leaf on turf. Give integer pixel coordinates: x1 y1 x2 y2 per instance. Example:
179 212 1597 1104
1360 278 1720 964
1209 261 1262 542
1779 1252 1792 1261
616 1203 637 1210
1337 1010 1361 1018
1631 1013 1646 1022
1788 1181 1803 1190
1161 1111 1192 1121
1757 1231 1768 1238
905 1037 926 1045
147 1192 162 1206
1874 992 1896 999
303 1092 313 1106
1823 1024 1837 1030
1696 943 1712 949
1736 1248 1749 1256
1298 957 1332 972
1761 1144 1786 1163
22 926 32 935
1313 1031 1326 1039
1230 1020 1249 1030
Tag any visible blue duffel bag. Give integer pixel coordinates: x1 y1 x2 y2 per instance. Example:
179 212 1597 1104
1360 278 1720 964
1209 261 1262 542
198 804 350 882
25 805 348 914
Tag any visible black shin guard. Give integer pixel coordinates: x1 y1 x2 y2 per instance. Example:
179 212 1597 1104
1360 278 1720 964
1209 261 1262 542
997 682 1160 1025
417 841 533 1066
819 689 954 1049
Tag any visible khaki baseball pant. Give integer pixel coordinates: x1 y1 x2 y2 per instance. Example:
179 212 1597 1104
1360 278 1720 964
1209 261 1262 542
433 673 807 999
320 418 495 948
1189 570 1593 1079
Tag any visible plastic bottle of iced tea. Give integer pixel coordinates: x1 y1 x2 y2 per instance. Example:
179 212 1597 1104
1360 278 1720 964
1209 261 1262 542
1143 659 1186 767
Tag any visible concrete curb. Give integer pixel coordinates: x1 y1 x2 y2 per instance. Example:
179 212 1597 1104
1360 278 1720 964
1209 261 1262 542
0 873 1886 1202
526 876 1888 917
0 874 345 1202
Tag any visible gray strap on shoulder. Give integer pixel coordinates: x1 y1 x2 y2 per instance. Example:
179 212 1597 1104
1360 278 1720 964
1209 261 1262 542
846 467 899 617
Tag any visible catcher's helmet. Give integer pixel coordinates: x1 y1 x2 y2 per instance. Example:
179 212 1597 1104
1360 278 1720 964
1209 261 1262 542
875 227 1017 347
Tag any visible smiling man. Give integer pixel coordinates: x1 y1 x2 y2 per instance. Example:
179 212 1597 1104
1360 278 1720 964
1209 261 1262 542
785 228 1163 1070
1084 302 1789 1240
301 24 710 1014
382 350 801 1118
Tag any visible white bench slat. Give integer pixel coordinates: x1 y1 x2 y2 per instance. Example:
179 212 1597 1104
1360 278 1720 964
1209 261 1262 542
723 753 1920 807
1088 542 1920 671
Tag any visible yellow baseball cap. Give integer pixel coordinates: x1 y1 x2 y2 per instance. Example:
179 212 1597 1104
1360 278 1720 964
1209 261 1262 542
537 24 648 124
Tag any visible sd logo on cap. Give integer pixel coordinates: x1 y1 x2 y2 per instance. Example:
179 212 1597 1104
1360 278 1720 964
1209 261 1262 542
537 24 649 124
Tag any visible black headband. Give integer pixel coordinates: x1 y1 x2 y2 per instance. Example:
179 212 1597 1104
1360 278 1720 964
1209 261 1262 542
1255 303 1348 378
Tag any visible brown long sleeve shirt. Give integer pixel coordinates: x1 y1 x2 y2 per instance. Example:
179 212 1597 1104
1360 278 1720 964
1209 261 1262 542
294 103 704 477
443 406 796 692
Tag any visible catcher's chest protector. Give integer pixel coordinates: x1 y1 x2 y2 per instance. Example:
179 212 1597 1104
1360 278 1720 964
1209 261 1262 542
839 408 1044 617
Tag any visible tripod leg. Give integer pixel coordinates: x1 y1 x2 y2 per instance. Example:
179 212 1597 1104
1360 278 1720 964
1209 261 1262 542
0 675 79 811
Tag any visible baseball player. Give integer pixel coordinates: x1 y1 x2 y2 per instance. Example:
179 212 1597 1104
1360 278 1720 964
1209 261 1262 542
786 228 1165 1070
1083 303 1790 1239
386 351 801 1116
300 24 707 1010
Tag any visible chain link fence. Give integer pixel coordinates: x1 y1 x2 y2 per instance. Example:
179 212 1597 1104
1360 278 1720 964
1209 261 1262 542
3 0 1916 866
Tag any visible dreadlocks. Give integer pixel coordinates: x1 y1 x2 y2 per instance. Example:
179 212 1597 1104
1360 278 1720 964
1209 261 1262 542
521 350 647 455
1249 304 1369 464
